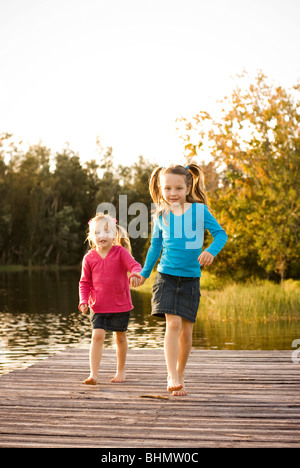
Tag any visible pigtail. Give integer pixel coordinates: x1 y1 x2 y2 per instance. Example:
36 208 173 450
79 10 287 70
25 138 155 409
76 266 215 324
149 166 166 219
149 167 163 205
187 163 208 206
115 224 132 255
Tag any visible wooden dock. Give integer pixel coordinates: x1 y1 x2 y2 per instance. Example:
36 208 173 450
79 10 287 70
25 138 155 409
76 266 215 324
0 348 299 448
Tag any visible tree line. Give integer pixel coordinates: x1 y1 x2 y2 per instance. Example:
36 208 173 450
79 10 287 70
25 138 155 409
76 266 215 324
0 72 299 281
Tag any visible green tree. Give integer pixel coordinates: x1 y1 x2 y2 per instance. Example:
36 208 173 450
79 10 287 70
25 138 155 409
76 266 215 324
5 142 51 265
0 135 10 262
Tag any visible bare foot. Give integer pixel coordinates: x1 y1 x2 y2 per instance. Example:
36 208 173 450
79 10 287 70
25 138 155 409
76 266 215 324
83 376 97 385
173 378 187 396
110 371 126 383
167 377 183 392
173 386 187 396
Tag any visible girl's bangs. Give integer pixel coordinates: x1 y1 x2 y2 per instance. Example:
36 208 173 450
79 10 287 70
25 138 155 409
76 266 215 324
94 216 116 233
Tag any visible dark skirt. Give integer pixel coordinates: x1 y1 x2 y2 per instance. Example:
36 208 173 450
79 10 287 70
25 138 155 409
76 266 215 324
151 272 201 323
90 311 130 332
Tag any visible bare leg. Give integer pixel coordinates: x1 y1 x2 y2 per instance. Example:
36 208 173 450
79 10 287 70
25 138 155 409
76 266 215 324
110 331 127 383
164 314 183 391
173 318 194 396
84 328 106 385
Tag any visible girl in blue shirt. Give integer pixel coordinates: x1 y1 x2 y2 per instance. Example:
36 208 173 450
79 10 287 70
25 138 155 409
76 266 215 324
139 164 227 396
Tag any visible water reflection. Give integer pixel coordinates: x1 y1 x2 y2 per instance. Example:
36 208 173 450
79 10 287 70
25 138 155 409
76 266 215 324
0 270 165 374
0 271 299 374
193 317 300 350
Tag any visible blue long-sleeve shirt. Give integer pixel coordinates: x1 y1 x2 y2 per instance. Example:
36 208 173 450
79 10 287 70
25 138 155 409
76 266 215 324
141 203 227 278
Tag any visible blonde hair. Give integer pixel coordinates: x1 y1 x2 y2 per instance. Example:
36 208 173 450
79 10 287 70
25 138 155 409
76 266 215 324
87 213 132 254
149 163 208 218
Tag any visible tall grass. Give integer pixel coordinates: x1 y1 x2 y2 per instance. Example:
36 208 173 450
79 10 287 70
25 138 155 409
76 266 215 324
137 271 300 323
200 279 300 323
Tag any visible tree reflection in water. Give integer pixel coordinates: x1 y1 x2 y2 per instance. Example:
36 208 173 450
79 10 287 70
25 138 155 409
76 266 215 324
0 270 164 374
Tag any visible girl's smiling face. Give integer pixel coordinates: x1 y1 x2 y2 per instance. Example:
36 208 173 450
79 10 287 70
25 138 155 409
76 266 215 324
160 173 191 208
93 221 116 250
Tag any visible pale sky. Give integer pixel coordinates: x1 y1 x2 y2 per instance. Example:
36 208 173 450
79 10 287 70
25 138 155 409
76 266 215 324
0 0 299 167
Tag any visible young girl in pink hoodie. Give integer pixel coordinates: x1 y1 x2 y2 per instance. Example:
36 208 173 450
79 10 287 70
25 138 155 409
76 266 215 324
79 213 142 386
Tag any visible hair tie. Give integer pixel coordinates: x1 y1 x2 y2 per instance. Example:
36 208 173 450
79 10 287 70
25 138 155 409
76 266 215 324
186 166 189 170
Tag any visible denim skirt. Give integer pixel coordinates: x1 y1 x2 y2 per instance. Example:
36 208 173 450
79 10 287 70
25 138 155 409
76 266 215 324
151 272 201 323
90 311 130 332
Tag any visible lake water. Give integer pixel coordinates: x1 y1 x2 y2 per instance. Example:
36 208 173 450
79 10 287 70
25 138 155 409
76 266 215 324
0 270 299 374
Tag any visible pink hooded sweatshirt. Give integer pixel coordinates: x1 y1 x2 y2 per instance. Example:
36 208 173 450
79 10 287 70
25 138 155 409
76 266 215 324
79 246 142 314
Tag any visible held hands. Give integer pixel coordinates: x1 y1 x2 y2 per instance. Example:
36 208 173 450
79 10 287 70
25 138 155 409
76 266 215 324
129 273 146 288
198 251 214 267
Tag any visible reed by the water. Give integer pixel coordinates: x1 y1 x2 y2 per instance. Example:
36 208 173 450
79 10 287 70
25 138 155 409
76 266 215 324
139 273 300 323
200 279 300 323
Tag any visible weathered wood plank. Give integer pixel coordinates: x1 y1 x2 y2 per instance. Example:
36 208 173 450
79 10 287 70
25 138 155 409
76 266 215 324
0 348 299 448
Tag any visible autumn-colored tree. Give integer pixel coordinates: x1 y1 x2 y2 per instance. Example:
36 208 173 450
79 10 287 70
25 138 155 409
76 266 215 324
178 72 300 281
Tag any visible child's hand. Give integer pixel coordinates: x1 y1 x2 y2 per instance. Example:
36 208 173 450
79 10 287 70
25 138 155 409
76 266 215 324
198 251 214 267
129 273 142 288
129 273 145 288
130 276 140 288
80 304 89 314
139 276 146 286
